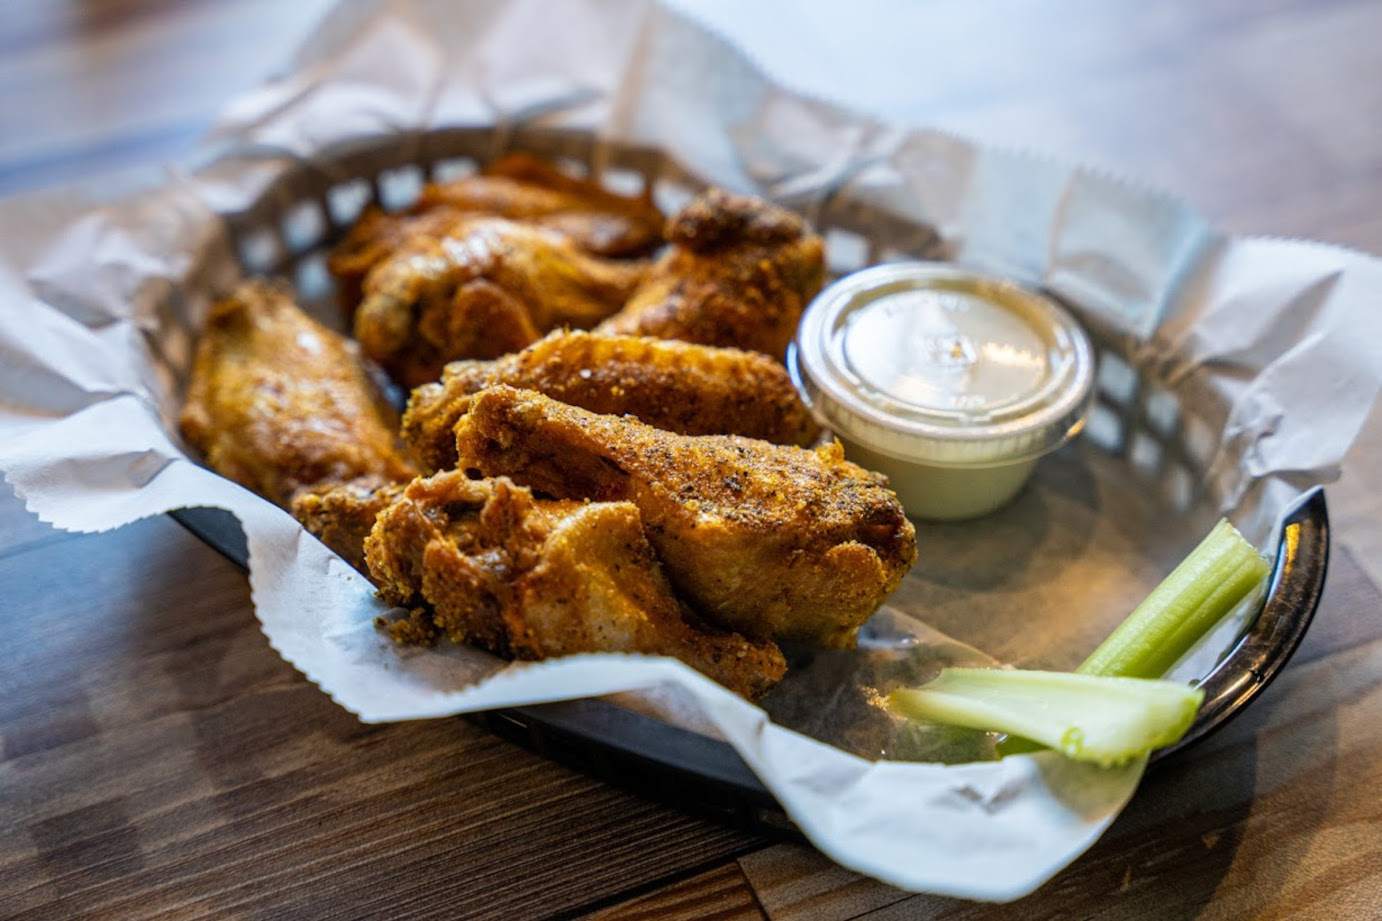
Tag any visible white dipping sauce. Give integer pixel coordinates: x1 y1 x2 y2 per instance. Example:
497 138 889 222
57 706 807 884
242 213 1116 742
790 263 1095 521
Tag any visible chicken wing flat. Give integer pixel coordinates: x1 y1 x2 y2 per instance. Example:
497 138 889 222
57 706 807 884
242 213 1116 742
328 153 663 310
401 330 822 472
179 280 417 508
355 217 648 386
453 387 916 648
597 189 826 361
365 471 786 698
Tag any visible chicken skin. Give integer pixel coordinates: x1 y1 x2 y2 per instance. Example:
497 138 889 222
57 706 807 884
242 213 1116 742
453 387 916 648
364 471 786 698
401 330 822 472
420 153 665 258
329 207 470 315
179 280 417 509
355 217 648 386
328 153 664 310
597 189 826 361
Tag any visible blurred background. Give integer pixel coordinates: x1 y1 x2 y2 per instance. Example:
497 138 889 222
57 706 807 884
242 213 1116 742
3 0 1379 251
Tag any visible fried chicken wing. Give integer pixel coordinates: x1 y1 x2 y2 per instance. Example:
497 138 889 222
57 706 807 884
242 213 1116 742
597 189 826 361
355 217 648 386
179 280 417 509
365 471 786 697
328 153 663 310
453 387 916 648
402 330 821 472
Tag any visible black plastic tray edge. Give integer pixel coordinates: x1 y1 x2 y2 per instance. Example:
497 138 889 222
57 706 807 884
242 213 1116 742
1156 486 1329 760
169 486 1328 834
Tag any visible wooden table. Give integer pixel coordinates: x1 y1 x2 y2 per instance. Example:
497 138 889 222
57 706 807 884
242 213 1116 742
3 2 1380 918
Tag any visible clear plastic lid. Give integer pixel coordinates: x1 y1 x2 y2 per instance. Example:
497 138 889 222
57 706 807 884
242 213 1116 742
790 263 1095 468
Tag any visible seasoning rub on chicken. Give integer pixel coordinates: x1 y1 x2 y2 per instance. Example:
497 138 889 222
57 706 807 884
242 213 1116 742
328 152 664 310
453 386 916 648
354 217 648 387
179 280 417 513
402 330 821 473
363 470 787 698
598 188 826 362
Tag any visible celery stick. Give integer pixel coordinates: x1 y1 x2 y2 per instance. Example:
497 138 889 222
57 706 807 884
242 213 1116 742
891 670 1203 767
896 517 1268 762
1077 519 1269 679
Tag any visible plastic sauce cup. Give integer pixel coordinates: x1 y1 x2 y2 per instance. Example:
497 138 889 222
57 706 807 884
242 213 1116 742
789 263 1095 521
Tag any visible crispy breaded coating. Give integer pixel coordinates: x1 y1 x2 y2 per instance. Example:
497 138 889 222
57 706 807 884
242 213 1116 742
179 280 417 508
291 479 406 572
355 217 648 386
597 189 826 361
367 473 577 651
328 153 663 311
402 330 822 472
364 471 785 698
453 387 916 648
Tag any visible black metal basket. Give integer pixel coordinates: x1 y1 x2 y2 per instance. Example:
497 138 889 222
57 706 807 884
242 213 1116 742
170 126 1329 837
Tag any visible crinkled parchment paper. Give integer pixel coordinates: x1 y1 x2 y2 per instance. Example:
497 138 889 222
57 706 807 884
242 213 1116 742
2 0 1380 902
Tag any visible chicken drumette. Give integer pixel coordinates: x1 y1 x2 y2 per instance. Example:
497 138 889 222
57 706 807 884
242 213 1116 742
363 470 786 698
597 188 826 361
355 217 648 386
401 330 821 472
453 387 916 648
179 280 417 515
329 153 664 309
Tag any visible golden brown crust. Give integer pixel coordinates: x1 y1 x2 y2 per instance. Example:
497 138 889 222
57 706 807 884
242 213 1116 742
363 471 785 697
327 153 664 313
291 478 406 573
453 387 916 648
366 473 575 652
178 280 417 508
450 153 665 256
354 217 648 386
401 330 822 472
328 207 465 314
597 189 826 361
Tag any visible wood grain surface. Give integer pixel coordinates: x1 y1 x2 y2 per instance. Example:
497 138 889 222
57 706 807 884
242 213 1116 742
0 505 765 920
2 2 1380 919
